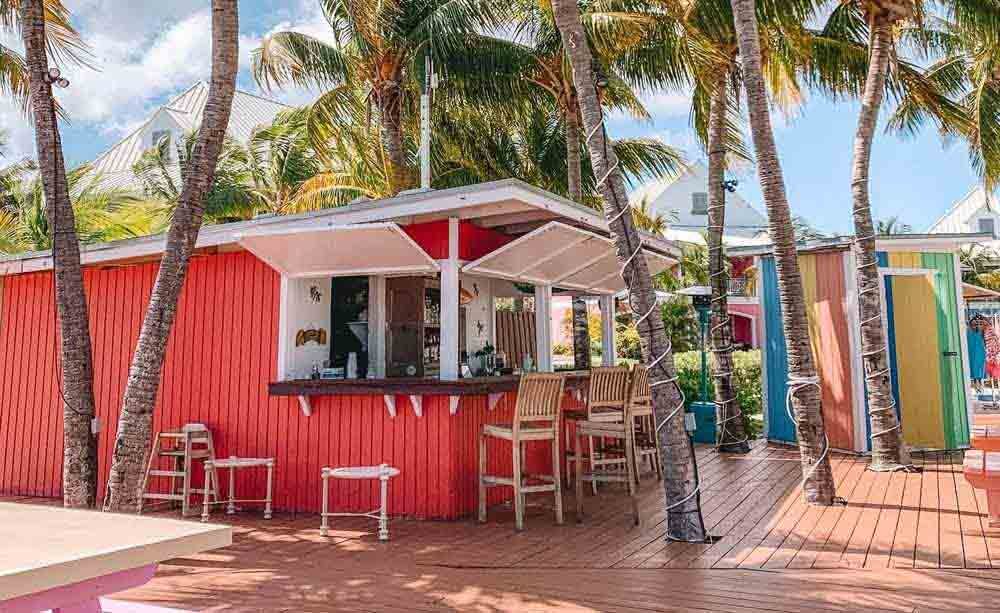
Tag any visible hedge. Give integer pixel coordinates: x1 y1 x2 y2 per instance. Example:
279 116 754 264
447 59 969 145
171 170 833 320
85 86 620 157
673 349 763 439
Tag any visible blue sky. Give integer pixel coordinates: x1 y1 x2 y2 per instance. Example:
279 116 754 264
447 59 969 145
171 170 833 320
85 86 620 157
2 0 982 235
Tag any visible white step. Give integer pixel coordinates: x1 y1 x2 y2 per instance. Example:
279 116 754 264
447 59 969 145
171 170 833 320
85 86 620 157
148 470 185 477
142 493 184 501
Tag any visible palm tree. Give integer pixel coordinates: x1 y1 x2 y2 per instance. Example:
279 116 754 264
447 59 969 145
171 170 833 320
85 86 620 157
876 215 912 235
104 0 240 512
730 0 836 504
551 0 708 542
252 0 507 195
20 0 98 508
0 166 157 254
803 0 979 470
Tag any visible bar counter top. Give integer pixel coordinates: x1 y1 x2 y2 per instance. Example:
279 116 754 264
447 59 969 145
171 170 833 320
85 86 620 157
269 372 590 397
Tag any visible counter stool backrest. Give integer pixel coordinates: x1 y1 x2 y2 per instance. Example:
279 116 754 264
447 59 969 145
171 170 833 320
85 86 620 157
628 365 652 411
514 373 566 430
587 366 631 415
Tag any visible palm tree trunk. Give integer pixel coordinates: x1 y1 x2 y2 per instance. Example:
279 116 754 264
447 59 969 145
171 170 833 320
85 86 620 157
377 86 410 194
552 0 707 542
22 0 98 508
731 0 835 504
566 109 583 202
706 74 749 454
852 18 905 471
104 0 240 512
571 296 591 369
565 110 591 369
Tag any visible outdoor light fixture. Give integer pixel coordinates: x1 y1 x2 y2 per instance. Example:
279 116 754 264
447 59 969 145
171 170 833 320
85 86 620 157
44 66 69 88
722 179 738 193
676 285 713 440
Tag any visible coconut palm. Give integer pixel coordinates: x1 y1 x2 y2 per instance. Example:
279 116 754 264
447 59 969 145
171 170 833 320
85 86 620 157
551 0 708 542
730 0 836 504
800 0 977 470
252 0 508 194
20 0 98 508
105 0 240 512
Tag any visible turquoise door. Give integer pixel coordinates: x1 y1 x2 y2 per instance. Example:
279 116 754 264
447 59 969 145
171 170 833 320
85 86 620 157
762 258 795 442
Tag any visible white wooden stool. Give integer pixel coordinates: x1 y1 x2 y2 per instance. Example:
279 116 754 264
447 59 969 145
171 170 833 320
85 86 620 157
320 464 400 541
201 456 274 522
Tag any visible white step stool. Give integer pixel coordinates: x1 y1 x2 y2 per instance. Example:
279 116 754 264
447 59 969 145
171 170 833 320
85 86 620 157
320 464 400 541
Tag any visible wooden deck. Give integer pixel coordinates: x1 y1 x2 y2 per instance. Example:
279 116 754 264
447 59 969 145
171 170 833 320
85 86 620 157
9 442 1000 611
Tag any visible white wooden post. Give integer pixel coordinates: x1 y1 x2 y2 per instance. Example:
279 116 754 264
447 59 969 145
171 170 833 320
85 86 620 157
368 275 386 378
600 295 616 367
535 284 553 372
440 217 460 380
953 251 976 437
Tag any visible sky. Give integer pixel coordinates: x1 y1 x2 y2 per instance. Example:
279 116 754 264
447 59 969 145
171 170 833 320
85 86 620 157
0 0 983 236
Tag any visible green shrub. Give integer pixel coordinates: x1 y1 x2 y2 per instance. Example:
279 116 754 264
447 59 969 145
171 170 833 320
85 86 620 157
673 349 763 439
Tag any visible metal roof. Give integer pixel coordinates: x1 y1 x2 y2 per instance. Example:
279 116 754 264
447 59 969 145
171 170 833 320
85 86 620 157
0 179 681 276
727 233 993 257
87 82 290 180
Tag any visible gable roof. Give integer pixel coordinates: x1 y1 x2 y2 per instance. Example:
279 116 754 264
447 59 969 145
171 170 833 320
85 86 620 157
629 161 769 239
927 186 997 234
86 82 290 189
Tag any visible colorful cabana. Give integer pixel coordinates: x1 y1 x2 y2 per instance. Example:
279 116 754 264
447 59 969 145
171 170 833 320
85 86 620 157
731 234 980 453
0 179 678 519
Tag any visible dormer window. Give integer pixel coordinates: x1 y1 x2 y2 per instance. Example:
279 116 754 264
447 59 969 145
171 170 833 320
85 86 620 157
691 192 708 215
151 129 172 152
979 217 997 238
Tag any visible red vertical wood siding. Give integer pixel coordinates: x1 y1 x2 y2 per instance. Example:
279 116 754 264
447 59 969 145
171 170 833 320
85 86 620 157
0 250 580 519
810 252 855 451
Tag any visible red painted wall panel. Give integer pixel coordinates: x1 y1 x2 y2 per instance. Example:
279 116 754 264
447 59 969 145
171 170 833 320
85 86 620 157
402 220 512 261
811 252 855 451
0 249 577 519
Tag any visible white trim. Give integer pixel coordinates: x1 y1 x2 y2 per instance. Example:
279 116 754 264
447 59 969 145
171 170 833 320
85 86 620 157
514 234 589 276
297 395 313 417
756 256 769 438
409 395 423 418
600 295 616 366
3 179 684 276
369 275 387 378
876 266 934 277
843 250 867 453
439 218 460 381
535 284 553 372
953 253 975 438
277 275 290 381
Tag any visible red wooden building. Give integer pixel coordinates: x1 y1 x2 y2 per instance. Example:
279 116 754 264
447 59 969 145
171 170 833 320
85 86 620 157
0 180 678 519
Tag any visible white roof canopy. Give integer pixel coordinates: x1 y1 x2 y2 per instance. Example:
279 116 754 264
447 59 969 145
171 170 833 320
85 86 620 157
236 222 439 278
462 222 676 295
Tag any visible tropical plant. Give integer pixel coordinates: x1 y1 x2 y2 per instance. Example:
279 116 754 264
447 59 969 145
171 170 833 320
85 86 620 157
105 0 240 512
0 166 158 254
803 0 978 470
252 0 508 195
551 0 708 542
21 0 98 508
731 0 836 504
876 215 913 235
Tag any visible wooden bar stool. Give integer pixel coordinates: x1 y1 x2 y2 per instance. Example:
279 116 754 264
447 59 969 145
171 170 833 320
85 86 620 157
573 394 640 527
565 366 630 493
479 373 566 531
627 365 663 483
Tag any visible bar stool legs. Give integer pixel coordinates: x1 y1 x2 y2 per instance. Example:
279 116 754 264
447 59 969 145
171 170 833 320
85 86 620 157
320 473 330 537
320 465 400 541
378 476 390 541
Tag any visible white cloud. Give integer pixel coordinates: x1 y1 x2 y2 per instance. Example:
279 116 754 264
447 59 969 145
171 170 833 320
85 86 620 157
639 90 692 119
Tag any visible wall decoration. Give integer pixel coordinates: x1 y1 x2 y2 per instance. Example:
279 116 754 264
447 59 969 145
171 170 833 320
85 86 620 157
309 285 323 304
295 327 328 347
476 320 485 337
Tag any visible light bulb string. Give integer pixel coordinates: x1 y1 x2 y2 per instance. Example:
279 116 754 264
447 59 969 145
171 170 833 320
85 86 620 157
587 116 706 528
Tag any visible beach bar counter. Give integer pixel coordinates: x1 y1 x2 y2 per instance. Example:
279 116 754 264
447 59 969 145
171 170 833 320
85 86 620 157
0 180 678 519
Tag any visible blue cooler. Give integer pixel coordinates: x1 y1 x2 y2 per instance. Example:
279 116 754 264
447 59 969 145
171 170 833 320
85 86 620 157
687 401 717 445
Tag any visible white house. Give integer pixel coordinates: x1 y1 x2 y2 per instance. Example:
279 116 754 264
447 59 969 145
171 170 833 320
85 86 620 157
86 82 290 192
928 187 1000 241
629 161 769 242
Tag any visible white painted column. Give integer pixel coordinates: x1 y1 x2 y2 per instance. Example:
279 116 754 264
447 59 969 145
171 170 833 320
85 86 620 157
368 275 387 378
439 217 460 380
535 284 553 372
599 295 617 367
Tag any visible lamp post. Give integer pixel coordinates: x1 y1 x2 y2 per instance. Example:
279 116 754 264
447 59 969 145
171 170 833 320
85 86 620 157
677 285 713 443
